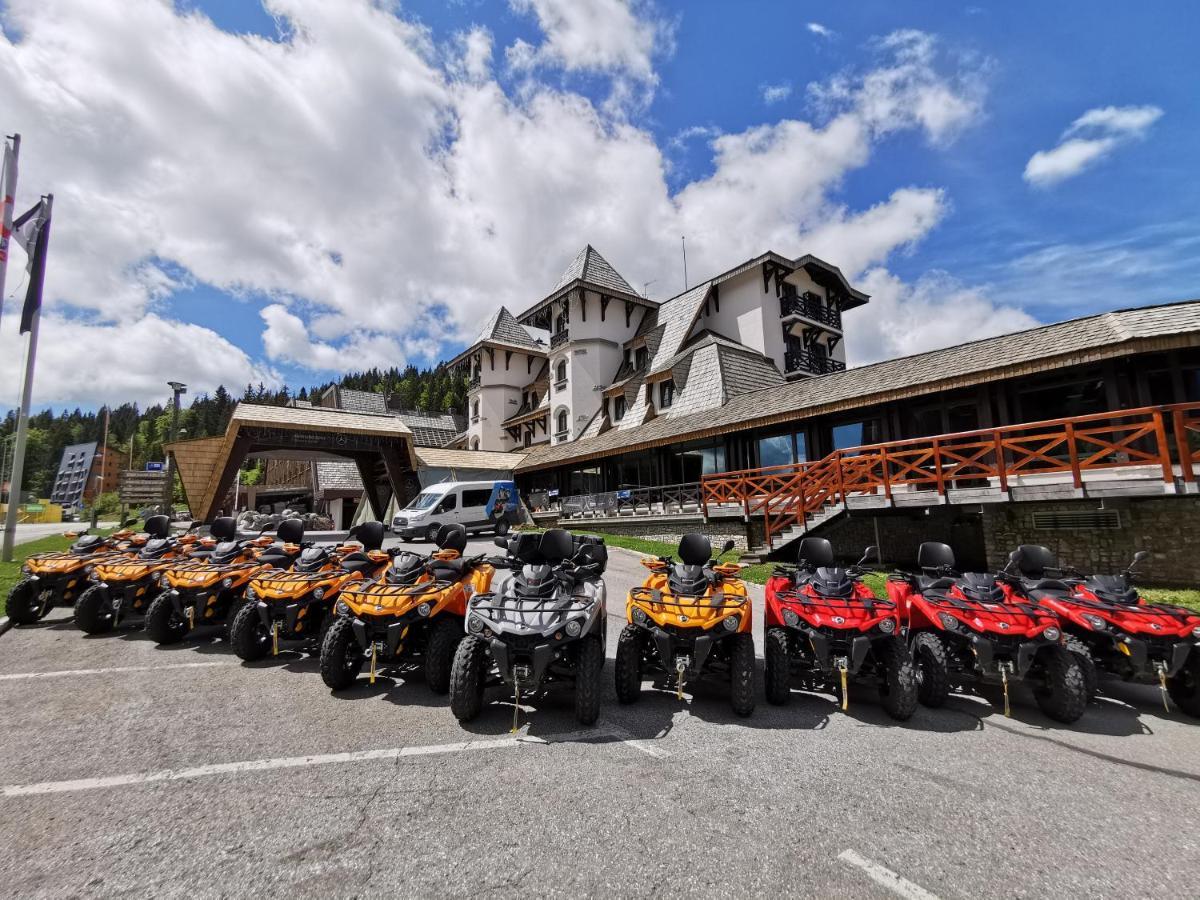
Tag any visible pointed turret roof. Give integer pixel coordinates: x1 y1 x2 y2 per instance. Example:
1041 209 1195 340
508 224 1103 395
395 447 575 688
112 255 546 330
472 306 542 350
552 245 637 295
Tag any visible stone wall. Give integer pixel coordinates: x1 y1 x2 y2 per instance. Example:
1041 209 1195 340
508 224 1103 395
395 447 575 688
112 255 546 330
981 496 1200 586
539 513 755 550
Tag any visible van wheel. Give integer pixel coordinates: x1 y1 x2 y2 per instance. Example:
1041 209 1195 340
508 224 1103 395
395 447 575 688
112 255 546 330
494 519 510 537
425 524 441 543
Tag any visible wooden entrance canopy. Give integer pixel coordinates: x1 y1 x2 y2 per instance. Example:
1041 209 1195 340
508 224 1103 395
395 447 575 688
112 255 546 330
165 403 417 523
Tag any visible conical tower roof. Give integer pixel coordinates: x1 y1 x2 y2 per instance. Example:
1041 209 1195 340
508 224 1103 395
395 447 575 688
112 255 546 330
552 245 636 295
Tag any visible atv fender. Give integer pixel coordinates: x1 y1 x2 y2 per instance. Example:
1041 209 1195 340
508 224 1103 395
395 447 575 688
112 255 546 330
284 602 303 633
256 601 272 630
489 638 555 687
1017 639 1049 678
1167 641 1192 678
167 589 184 616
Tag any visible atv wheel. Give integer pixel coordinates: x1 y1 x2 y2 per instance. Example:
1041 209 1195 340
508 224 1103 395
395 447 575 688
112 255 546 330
1032 645 1088 724
875 636 919 721
230 602 269 661
313 611 335 655
74 585 115 635
224 597 248 643
574 635 604 726
1166 655 1200 717
494 518 510 537
144 591 187 644
614 624 644 704
729 632 755 717
764 627 791 705
450 635 488 721
320 616 364 690
1064 636 1098 702
911 632 950 707
425 617 464 694
6 579 49 625
425 524 441 543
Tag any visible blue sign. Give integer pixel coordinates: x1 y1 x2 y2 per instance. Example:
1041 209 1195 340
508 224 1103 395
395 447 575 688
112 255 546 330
145 461 165 472
616 489 632 500
484 481 519 519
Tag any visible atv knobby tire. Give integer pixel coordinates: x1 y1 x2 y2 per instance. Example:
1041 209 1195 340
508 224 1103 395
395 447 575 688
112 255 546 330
6 579 45 625
145 591 187 644
1167 655 1200 718
1032 645 1088 724
764 627 791 705
73 585 115 635
449 634 488 721
614 624 644 704
1064 635 1098 702
912 631 950 707
320 616 364 690
574 634 604 726
875 636 919 721
425 617 463 694
729 632 755 717
230 601 269 661
494 518 510 537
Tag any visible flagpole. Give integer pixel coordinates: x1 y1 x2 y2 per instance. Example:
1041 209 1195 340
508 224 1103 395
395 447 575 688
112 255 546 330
1 192 51 562
0 133 18 328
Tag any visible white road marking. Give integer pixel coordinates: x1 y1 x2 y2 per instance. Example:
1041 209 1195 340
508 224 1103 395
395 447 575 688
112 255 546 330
838 850 941 900
0 661 234 682
606 727 671 758
2 730 665 797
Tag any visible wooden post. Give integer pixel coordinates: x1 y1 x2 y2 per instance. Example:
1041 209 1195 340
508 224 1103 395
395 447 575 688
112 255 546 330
1151 410 1173 483
1064 421 1083 489
1174 408 1196 483
932 438 945 496
880 446 892 502
993 430 1009 493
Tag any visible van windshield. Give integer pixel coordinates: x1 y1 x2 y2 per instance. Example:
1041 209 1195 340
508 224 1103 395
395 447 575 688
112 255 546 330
405 491 442 511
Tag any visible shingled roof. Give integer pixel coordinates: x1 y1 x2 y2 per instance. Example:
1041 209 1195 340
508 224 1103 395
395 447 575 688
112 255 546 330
473 306 545 350
553 245 638 295
517 299 1200 472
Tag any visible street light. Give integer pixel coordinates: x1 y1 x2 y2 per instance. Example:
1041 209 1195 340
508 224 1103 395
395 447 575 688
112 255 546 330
162 381 187 515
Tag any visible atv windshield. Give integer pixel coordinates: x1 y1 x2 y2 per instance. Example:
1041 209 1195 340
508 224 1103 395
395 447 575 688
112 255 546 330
405 491 442 511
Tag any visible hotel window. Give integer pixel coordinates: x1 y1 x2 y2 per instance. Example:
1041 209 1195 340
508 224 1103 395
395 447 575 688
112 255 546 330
635 346 648 370
556 409 569 437
659 380 674 408
555 359 567 384
614 396 626 421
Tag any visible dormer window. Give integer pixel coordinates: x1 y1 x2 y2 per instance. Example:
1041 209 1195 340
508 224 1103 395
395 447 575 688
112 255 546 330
635 346 648 370
614 396 626 421
660 380 674 408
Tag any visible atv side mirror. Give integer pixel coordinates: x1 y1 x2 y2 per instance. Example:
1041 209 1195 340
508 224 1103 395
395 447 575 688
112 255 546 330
1131 550 1150 567
122 516 138 527
857 545 880 567
494 536 509 550
718 539 736 558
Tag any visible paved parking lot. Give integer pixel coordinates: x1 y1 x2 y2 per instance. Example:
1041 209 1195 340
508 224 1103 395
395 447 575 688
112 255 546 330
1 535 1198 898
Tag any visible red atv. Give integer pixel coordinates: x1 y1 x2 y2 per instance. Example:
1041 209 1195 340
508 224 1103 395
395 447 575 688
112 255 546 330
1007 546 1200 716
765 538 917 720
888 542 1087 724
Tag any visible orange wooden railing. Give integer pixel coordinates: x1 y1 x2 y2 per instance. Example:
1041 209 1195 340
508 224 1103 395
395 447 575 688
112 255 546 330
702 402 1200 548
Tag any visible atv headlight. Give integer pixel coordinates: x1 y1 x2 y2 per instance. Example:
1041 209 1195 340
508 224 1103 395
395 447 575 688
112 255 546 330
245 586 256 601
722 614 739 632
21 564 31 575
1043 626 1061 642
565 619 582 638
1083 615 1106 631
468 614 485 634
632 607 649 627
221 577 234 590
84 565 94 575
783 608 800 628
334 600 349 616
1192 625 1200 639
313 587 325 601
878 617 896 634
938 613 960 632
417 602 432 617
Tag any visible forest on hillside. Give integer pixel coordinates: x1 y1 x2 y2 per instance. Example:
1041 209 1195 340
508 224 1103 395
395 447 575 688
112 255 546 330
1 364 466 500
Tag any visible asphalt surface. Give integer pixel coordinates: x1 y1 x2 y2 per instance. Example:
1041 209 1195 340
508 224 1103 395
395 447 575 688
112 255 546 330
1 534 1198 898
4 521 118 547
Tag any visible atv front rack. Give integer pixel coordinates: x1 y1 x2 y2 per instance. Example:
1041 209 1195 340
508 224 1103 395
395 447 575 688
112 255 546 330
774 589 894 614
1041 591 1198 625
628 586 744 610
343 579 455 599
470 592 592 619
919 590 1048 622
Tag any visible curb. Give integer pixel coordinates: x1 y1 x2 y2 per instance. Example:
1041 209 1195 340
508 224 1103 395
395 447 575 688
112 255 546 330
0 616 11 638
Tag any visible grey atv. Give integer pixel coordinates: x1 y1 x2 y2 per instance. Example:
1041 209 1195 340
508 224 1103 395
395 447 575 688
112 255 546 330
450 529 608 726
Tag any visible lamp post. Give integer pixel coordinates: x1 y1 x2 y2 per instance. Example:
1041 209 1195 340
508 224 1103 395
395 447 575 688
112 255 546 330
162 381 187 516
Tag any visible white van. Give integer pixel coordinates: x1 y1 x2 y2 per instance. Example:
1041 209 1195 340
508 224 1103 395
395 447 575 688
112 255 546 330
390 480 517 542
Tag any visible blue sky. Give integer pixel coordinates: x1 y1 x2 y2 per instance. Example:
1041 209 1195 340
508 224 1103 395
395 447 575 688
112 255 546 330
1 0 1197 410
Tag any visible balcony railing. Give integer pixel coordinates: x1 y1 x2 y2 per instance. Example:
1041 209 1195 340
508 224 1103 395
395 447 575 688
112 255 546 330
780 292 841 330
557 482 703 519
550 329 569 349
468 374 481 389
785 348 846 377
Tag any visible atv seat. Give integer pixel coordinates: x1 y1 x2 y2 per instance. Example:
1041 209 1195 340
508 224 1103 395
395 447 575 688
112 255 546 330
256 546 297 569
340 552 378 575
348 521 385 553
144 515 171 539
797 537 834 569
1015 544 1060 579
1023 578 1072 596
429 558 465 582
208 516 238 542
72 535 104 553
917 574 957 593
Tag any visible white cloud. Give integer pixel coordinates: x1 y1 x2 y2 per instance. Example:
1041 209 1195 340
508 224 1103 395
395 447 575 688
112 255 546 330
807 22 835 39
760 82 792 104
1024 104 1163 186
0 6 1009 408
848 269 1039 365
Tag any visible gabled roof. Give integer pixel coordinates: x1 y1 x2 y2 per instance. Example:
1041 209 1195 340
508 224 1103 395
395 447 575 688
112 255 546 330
448 305 547 368
553 245 638 295
517 299 1200 472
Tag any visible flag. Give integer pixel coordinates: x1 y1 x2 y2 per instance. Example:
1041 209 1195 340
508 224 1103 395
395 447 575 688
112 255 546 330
11 196 50 334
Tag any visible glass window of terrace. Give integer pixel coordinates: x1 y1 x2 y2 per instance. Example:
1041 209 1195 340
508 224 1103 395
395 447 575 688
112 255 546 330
756 431 807 468
667 440 727 483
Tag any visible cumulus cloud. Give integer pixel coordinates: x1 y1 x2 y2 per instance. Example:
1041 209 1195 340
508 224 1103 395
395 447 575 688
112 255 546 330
760 82 792 104
1024 104 1163 186
0 3 1013 410
807 23 835 39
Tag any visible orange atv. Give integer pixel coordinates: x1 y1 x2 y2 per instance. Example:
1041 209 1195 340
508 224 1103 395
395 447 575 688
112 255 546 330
320 524 494 694
73 516 205 633
230 522 391 661
144 517 304 645
615 534 755 716
6 525 142 625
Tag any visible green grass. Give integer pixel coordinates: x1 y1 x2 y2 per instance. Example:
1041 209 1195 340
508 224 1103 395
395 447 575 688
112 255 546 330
567 530 1200 609
0 525 131 617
